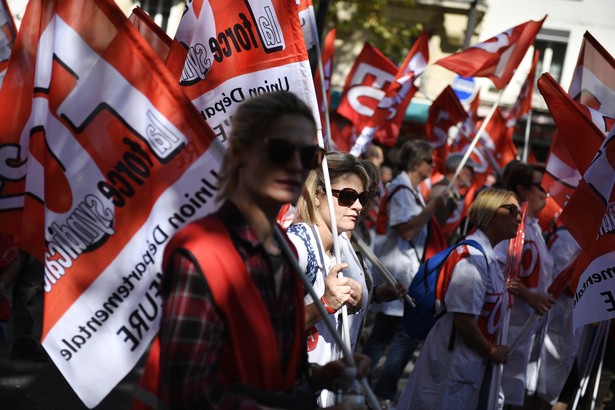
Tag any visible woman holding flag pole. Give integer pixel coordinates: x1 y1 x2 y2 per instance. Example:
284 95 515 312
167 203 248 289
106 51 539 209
156 92 370 410
494 162 556 409
397 187 517 409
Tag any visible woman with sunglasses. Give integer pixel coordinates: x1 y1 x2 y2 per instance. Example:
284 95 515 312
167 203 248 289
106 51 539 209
362 140 450 402
287 151 371 407
157 92 369 410
493 162 556 409
397 188 519 410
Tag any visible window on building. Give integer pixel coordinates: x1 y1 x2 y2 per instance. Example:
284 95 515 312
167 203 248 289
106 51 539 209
534 28 569 84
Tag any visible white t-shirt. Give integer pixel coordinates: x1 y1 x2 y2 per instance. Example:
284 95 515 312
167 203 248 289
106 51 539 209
495 216 555 405
286 223 368 407
372 172 427 317
398 230 507 410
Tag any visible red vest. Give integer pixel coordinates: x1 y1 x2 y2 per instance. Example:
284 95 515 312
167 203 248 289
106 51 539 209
133 217 305 409
167 217 305 389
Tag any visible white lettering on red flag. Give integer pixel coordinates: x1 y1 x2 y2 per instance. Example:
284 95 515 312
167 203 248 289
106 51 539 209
436 16 545 90
0 0 218 406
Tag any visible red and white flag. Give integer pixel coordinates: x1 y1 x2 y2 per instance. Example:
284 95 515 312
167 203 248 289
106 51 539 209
561 127 615 328
166 0 320 139
0 0 218 406
436 16 546 90
0 0 17 88
506 49 539 127
336 42 397 149
538 73 613 207
128 6 172 62
314 28 336 145
297 0 318 51
425 85 467 173
350 31 429 155
542 32 615 208
485 108 518 169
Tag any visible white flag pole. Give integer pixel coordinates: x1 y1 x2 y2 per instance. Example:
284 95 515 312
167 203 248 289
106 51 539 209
448 89 505 191
522 109 533 162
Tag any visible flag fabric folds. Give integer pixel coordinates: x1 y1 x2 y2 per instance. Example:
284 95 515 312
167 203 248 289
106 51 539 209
0 0 218 406
349 31 429 155
436 16 546 90
0 0 17 88
505 49 539 128
128 6 172 62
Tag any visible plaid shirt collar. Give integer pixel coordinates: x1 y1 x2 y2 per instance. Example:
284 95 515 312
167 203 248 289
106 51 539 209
215 200 262 252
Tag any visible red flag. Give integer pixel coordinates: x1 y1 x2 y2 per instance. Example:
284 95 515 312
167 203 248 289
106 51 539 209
128 7 172 62
441 182 477 236
166 0 320 135
436 16 546 90
0 0 216 406
560 127 615 328
538 73 613 207
350 31 430 154
479 107 517 170
336 42 397 149
297 0 318 51
425 85 467 173
506 49 539 127
0 0 17 87
542 32 615 208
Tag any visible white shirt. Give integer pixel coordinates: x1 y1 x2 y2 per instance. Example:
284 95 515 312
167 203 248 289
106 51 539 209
372 172 427 316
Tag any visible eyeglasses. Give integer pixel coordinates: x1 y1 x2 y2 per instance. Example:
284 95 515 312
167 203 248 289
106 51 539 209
265 139 326 170
530 182 546 193
331 188 370 207
499 204 521 218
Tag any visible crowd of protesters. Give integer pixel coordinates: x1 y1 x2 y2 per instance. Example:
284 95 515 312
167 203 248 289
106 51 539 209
2 91 614 410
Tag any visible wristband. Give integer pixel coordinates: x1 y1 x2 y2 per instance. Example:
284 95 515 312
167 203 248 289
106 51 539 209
320 295 336 314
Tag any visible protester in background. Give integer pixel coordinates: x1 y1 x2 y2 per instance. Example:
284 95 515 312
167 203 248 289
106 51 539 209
287 151 369 407
362 140 449 403
529 224 582 409
0 233 19 342
397 188 516 410
379 165 393 188
158 92 369 410
359 145 386 246
430 152 477 245
494 162 556 409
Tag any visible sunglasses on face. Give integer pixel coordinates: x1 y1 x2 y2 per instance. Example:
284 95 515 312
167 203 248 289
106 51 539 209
499 203 521 218
331 188 370 207
265 139 326 170
530 182 546 193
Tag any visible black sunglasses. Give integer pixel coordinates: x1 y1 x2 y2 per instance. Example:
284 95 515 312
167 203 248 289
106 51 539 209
265 139 326 170
499 204 521 218
331 188 370 207
530 182 546 193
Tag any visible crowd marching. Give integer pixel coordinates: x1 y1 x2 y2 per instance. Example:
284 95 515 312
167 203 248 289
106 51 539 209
1 1 615 410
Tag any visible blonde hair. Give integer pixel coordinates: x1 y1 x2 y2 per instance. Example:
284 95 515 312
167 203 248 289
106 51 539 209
294 152 370 225
217 91 316 201
469 188 515 230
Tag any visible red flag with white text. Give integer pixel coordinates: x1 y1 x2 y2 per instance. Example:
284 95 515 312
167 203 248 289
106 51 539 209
350 31 429 155
561 127 615 328
0 0 17 88
425 85 467 173
336 42 397 150
436 16 546 90
542 32 615 208
166 0 321 140
0 0 218 406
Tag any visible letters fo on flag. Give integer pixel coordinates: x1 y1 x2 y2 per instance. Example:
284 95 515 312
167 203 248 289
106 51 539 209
0 0 219 407
0 0 17 88
436 16 545 90
350 31 430 155
561 127 615 329
167 0 320 140
336 42 397 149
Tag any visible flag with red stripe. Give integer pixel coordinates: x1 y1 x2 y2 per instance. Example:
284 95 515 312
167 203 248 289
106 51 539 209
0 0 217 406
0 0 17 88
436 17 545 90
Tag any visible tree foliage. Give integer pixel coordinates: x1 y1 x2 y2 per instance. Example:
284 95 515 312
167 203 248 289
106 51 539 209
315 0 424 62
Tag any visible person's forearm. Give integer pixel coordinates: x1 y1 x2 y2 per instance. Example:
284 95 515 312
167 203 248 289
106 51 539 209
394 202 437 241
